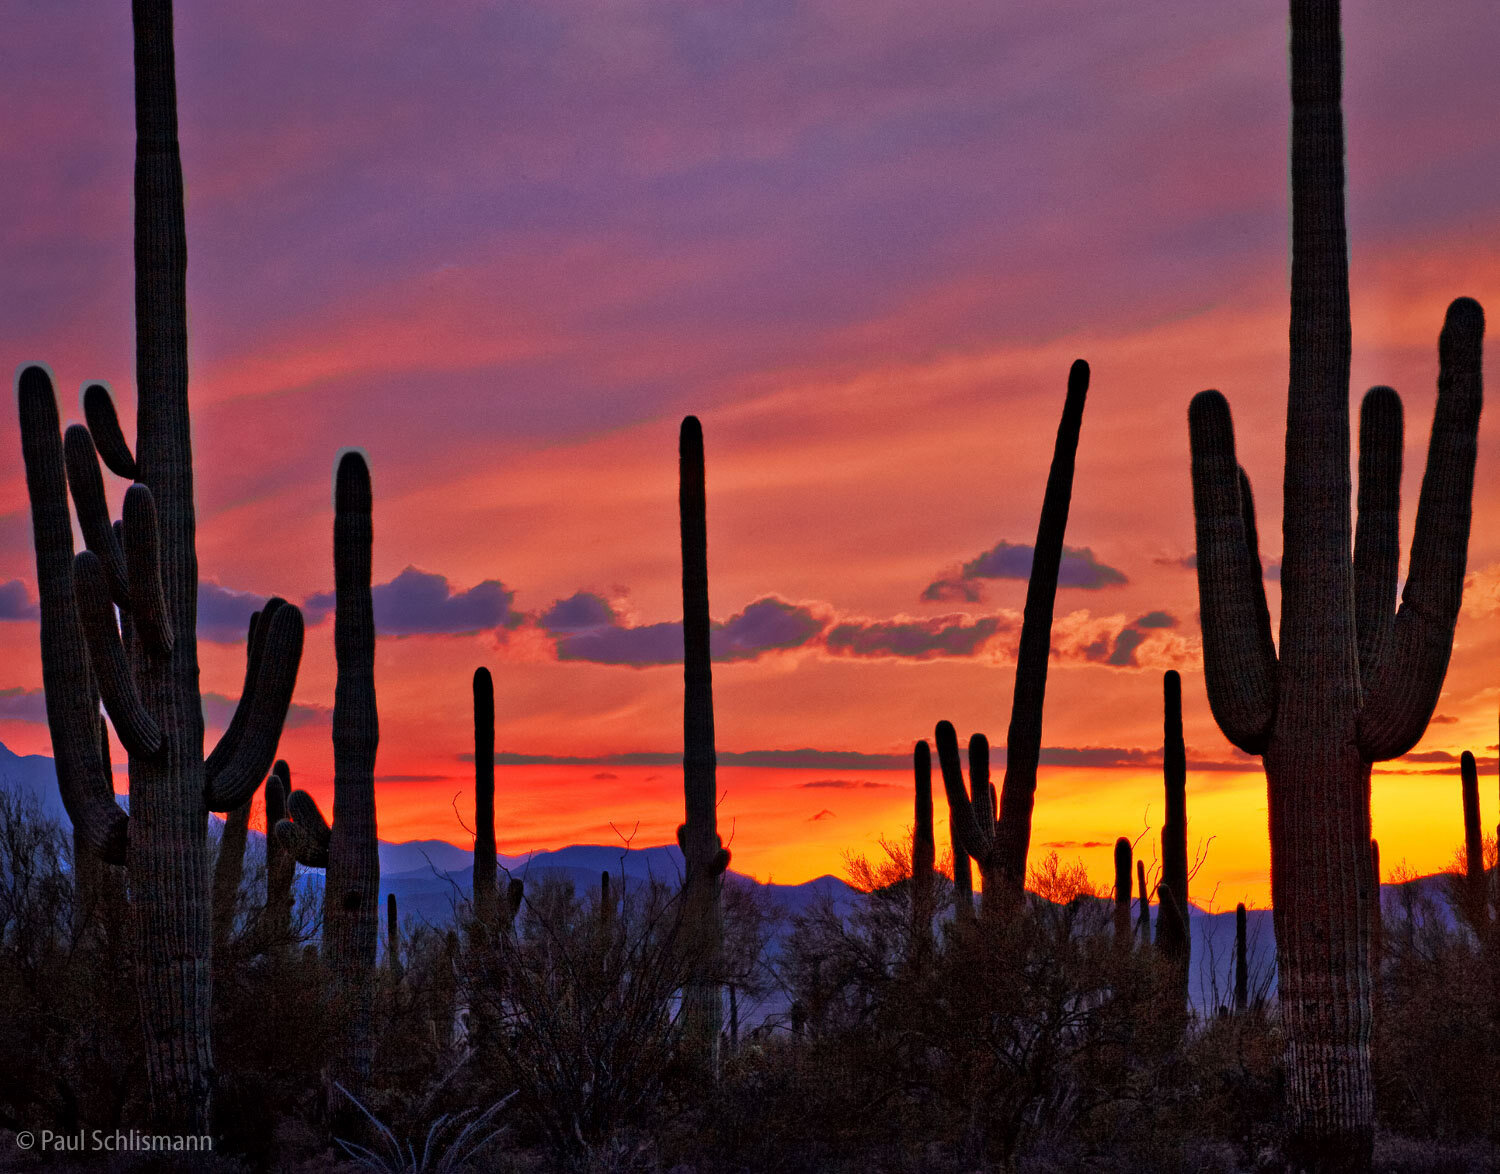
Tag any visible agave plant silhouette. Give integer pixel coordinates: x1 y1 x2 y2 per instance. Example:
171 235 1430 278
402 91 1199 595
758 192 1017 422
333 1083 515 1173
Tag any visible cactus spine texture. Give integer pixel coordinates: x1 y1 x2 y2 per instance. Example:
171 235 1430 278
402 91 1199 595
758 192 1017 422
15 1 306 1128
678 416 730 1070
1113 837 1132 945
939 361 1089 909
911 740 936 959
1186 2 1483 1160
276 452 380 1083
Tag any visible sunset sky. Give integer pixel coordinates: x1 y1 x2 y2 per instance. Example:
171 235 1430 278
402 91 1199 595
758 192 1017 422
2 1 1499 909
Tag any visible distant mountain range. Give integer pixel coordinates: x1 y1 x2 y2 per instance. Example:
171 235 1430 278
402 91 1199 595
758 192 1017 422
0 740 1463 1015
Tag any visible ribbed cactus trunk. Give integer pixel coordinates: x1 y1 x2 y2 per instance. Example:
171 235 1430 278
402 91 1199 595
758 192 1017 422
17 0 306 1131
325 452 380 1083
211 799 251 963
911 741 936 961
1234 903 1249 1014
937 361 1089 911
1186 4 1483 1163
1461 751 1487 928
1112 838 1132 945
1157 672 1190 1005
472 667 498 927
678 416 729 1070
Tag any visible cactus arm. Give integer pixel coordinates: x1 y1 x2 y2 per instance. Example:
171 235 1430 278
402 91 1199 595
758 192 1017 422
933 721 992 865
203 604 304 811
1358 299 1484 760
969 734 994 837
83 383 138 480
17 367 130 864
121 484 174 655
287 788 332 849
993 359 1089 888
63 425 130 605
204 602 274 776
1352 388 1402 689
275 817 329 869
1188 392 1278 753
74 551 162 756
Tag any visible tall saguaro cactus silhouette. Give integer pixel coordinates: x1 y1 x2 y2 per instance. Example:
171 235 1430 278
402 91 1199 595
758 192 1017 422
1156 671 1190 1008
677 416 730 1069
1186 2 1484 1162
940 361 1089 907
15 1 306 1130
911 740 936 959
278 453 381 1083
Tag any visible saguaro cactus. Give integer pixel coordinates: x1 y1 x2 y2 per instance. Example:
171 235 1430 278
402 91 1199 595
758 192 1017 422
1136 860 1150 941
387 893 404 982
1156 671 1190 1003
1113 838 1133 945
911 740 936 959
15 4 306 1128
473 666 498 925
951 801 974 922
677 416 730 1069
1186 2 1484 1161
1461 751 1488 929
278 452 380 1083
939 361 1089 906
262 761 295 952
935 728 1004 917
1234 903 1249 1014
212 797 252 963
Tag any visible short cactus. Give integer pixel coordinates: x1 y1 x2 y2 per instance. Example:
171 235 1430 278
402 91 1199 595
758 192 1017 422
1113 837 1132 945
911 740 936 959
1234 903 1249 1014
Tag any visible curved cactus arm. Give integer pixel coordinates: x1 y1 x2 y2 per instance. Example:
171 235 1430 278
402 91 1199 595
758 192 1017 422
933 721 991 865
276 817 329 869
63 425 130 605
204 604 305 811
287 788 333 849
1358 298 1485 761
994 359 1089 884
121 484 174 655
74 550 162 756
1353 387 1402 690
16 366 128 864
205 598 286 777
83 383 138 480
1188 391 1278 753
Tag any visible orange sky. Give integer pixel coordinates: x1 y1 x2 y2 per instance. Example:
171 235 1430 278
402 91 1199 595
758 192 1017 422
2 2 1500 908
